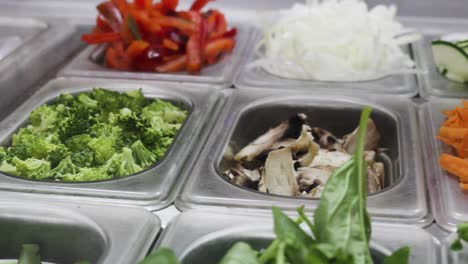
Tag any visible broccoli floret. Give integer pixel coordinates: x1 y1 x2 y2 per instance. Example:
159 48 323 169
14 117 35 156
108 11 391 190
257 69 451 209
131 140 157 168
12 157 51 179
56 93 74 106
77 93 98 109
48 156 79 179
71 149 95 167
61 167 112 182
141 99 187 124
0 160 16 175
58 105 97 141
117 147 142 176
124 89 149 112
46 144 70 168
0 147 8 163
65 134 92 152
88 136 117 164
29 104 60 132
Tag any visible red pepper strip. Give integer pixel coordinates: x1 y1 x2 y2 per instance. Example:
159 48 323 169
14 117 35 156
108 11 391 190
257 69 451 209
221 28 237 38
209 10 227 39
105 46 130 70
190 0 214 11
204 11 217 36
156 55 187 72
152 17 198 33
96 16 113 33
162 0 179 11
81 32 122 44
125 40 149 63
204 37 234 64
129 9 162 33
186 11 204 73
163 38 179 51
134 0 152 10
97 1 122 32
111 0 129 16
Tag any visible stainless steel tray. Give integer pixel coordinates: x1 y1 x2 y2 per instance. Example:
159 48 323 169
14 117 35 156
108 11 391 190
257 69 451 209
0 193 160 264
412 18 468 99
443 232 468 264
59 23 253 87
233 27 420 97
176 88 430 226
420 98 468 232
0 77 223 211
154 210 440 263
0 17 80 121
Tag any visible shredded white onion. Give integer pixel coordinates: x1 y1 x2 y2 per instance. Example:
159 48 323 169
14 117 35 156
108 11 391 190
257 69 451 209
250 0 420 81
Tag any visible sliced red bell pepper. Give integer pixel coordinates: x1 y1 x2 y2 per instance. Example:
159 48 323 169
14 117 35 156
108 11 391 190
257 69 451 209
190 0 214 11
96 16 113 33
204 37 234 63
163 38 179 51
129 9 162 33
125 40 150 63
81 32 122 44
156 55 187 72
111 0 129 16
186 11 204 73
134 0 152 10
162 0 179 11
221 28 237 38
152 16 198 33
105 46 130 70
97 1 122 32
208 10 227 38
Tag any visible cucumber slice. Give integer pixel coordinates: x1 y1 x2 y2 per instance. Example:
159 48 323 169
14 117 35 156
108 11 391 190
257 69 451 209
456 39 468 46
432 40 468 83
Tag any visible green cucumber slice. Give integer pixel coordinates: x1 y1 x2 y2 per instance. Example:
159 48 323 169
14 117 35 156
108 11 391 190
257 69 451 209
432 40 468 83
456 39 468 46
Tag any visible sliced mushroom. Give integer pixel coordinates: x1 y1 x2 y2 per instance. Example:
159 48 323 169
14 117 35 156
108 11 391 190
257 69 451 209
234 113 307 162
310 149 351 168
367 162 384 193
296 167 331 193
224 165 261 189
290 125 320 167
310 127 343 151
343 119 381 154
263 148 299 196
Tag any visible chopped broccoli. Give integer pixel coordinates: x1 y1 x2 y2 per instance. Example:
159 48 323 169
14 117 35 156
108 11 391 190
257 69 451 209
131 140 157 168
12 157 51 180
0 88 186 182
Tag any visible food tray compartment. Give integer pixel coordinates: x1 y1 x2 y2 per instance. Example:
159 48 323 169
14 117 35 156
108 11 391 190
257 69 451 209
234 28 420 97
60 23 253 86
0 196 160 264
154 210 439 263
0 77 222 210
420 98 468 231
443 233 468 264
0 17 46 60
176 89 430 226
416 33 468 99
0 17 79 121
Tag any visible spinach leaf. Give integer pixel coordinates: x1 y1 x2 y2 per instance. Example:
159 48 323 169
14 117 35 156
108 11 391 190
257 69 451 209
18 244 41 264
139 248 180 264
450 223 468 251
219 242 260 264
273 206 315 246
383 247 410 264
313 107 373 264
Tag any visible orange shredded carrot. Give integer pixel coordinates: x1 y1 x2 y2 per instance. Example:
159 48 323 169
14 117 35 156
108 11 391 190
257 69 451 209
439 154 468 180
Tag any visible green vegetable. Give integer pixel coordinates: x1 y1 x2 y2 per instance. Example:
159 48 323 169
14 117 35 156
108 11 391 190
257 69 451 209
432 40 468 83
450 223 468 251
0 88 186 182
127 15 142 41
18 244 40 264
141 107 411 264
139 248 180 264
383 247 410 264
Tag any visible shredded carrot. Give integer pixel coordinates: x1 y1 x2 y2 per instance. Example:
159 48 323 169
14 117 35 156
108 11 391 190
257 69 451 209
437 100 468 189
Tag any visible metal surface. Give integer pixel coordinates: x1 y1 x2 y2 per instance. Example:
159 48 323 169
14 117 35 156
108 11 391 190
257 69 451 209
0 77 222 211
154 209 440 263
0 194 160 264
0 17 81 121
420 98 468 232
415 20 468 99
60 24 253 86
442 232 468 264
234 26 419 97
176 88 430 226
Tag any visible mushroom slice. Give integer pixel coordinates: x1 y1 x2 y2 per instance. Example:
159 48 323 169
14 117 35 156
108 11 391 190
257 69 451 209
367 162 384 193
343 119 381 153
310 127 343 151
224 165 261 189
297 167 331 193
290 125 319 167
234 113 307 162
310 149 351 168
263 148 299 196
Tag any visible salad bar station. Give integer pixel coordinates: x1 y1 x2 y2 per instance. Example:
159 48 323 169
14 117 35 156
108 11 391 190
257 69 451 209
0 0 467 263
